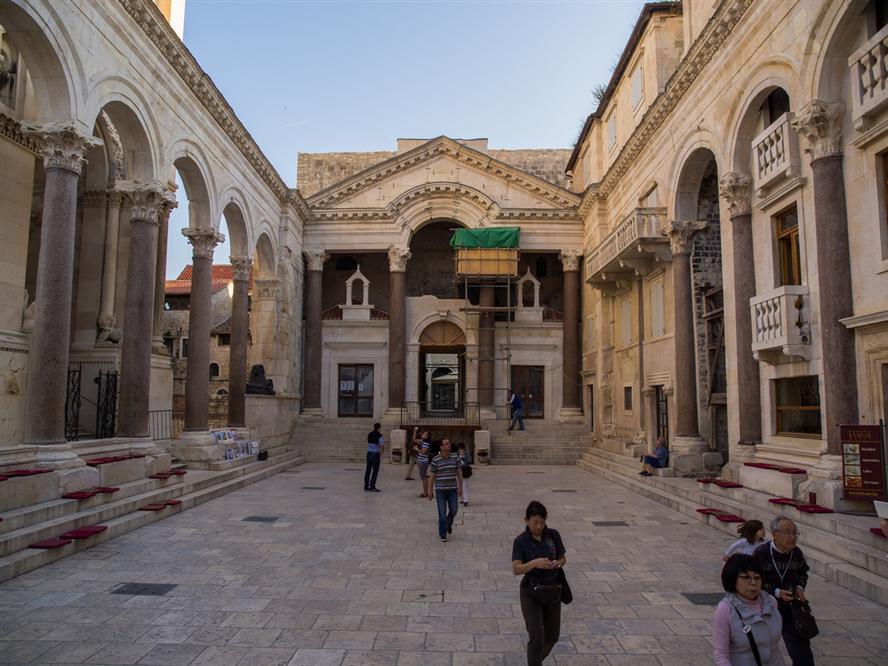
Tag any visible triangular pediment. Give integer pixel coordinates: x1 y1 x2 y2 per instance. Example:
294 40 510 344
306 136 580 212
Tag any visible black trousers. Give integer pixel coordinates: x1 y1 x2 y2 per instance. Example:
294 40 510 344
519 585 561 666
363 451 380 489
782 627 815 666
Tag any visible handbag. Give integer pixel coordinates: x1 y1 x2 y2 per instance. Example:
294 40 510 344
462 464 473 479
789 598 819 640
557 567 572 605
731 605 762 666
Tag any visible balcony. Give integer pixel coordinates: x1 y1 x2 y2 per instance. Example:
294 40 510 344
585 207 670 293
750 285 811 365
850 23 888 130
751 112 801 196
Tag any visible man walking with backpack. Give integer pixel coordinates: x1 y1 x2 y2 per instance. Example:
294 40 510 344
363 423 384 492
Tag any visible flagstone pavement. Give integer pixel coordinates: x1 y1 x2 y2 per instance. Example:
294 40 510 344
0 462 886 665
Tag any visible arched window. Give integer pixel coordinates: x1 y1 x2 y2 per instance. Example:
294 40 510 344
209 363 220 379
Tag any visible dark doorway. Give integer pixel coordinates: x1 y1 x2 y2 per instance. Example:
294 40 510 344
511 366 545 418
338 364 373 417
655 385 669 442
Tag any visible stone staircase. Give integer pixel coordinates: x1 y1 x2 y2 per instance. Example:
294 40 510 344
577 441 888 606
0 443 303 582
485 419 590 465
289 417 387 463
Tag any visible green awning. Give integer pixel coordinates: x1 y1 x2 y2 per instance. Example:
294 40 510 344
450 227 520 248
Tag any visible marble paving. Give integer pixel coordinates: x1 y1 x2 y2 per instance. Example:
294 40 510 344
0 463 885 665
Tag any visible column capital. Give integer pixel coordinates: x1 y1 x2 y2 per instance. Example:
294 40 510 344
106 189 125 209
559 249 583 272
791 100 844 161
81 190 108 208
21 121 102 175
306 249 329 272
388 246 412 272
666 219 707 256
182 226 225 259
118 180 177 224
718 172 752 217
230 256 253 281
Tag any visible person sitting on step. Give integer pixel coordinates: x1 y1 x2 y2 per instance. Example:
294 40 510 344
639 437 668 476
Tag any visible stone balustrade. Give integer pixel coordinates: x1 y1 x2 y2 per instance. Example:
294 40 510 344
586 207 668 278
751 112 800 195
849 23 888 130
750 285 811 364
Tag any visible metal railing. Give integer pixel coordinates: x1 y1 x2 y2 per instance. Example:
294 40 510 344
400 401 480 427
148 409 183 441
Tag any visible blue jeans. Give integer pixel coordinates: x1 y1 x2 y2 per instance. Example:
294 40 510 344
435 488 459 538
364 451 380 489
509 407 525 430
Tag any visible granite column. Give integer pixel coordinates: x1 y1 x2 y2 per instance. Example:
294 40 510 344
227 256 252 427
303 250 327 410
388 247 411 410
478 285 495 409
560 250 583 415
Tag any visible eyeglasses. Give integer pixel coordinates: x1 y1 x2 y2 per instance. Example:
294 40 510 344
774 530 801 537
737 574 762 583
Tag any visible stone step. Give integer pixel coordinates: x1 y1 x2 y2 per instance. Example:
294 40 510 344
0 451 304 581
578 448 888 605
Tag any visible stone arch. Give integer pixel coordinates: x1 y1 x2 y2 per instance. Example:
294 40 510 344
220 193 250 258
254 232 276 279
393 183 497 246
170 151 213 231
87 98 157 183
0 0 77 122
410 311 468 346
805 0 864 105
672 143 725 223
419 320 466 346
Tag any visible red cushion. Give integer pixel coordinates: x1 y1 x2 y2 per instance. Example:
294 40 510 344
744 462 779 470
778 467 807 475
6 468 52 477
165 499 182 506
61 525 107 539
170 469 187 476
0 475 7 482
94 486 120 494
139 503 168 511
714 514 745 523
62 491 97 500
714 481 744 488
796 504 833 514
149 473 171 480
696 508 722 515
870 527 887 539
769 498 800 506
697 478 718 484
29 538 72 549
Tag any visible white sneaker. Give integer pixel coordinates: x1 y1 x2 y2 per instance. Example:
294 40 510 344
441 536 447 542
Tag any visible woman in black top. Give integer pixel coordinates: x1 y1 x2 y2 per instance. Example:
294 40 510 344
511 500 567 666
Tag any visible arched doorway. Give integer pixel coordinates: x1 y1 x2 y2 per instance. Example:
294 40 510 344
419 321 466 413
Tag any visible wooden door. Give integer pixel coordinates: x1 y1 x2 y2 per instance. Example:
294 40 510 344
511 366 545 418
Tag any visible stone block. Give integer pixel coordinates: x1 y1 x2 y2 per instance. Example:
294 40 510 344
474 430 491 464
702 452 723 473
0 472 60 511
389 429 406 464
95 458 146 486
57 466 100 495
739 465 805 499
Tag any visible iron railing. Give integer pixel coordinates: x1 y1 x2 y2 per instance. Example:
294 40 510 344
95 370 118 439
400 401 480 427
64 365 82 441
148 409 182 441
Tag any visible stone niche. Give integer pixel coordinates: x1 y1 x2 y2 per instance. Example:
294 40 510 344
338 266 373 321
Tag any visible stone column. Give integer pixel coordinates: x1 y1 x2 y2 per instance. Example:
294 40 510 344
792 101 858 456
478 285 495 409
117 182 176 439
97 190 123 343
666 219 709 474
388 246 411 411
719 173 761 452
21 122 101 456
227 256 252 427
182 227 225 431
560 250 583 418
303 249 328 411
151 201 176 351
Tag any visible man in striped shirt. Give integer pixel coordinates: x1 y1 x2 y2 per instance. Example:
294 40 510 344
428 438 464 542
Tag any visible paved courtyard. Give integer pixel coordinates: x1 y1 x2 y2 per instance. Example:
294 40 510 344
0 463 886 665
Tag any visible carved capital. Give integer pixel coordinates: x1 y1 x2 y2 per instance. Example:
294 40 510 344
230 256 253 281
666 219 707 256
388 246 412 272
81 190 108 208
118 180 177 224
718 172 752 217
21 121 102 175
253 277 279 299
106 190 124 209
559 249 583 272
306 249 329 272
790 100 844 161
182 226 225 259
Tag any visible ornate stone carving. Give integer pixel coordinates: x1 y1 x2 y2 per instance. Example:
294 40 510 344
20 121 102 175
791 100 844 161
97 110 126 183
182 226 225 259
388 246 411 273
96 312 120 344
81 190 108 208
106 190 124 209
666 219 707 256
253 278 279 299
118 180 177 224
718 172 753 217
230 256 252 281
306 249 329 272
559 249 583 272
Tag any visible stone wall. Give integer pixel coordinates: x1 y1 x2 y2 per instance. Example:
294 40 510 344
488 149 572 190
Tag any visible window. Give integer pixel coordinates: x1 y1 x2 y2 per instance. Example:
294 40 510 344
217 334 230 346
655 385 668 441
631 62 644 108
620 296 632 346
650 280 665 337
623 386 633 412
607 111 617 151
775 376 821 437
763 88 790 126
209 363 220 379
181 338 189 359
776 205 802 286
338 364 374 417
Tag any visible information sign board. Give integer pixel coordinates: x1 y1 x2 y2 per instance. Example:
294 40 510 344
840 424 887 501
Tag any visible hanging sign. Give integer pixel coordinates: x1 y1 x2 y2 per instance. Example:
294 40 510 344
840 424 887 501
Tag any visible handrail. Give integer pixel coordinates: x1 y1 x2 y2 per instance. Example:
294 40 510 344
400 402 480 427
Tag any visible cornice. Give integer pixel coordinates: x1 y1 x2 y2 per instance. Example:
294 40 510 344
583 0 754 203
116 0 289 201
0 111 40 153
307 205 582 225
307 137 580 210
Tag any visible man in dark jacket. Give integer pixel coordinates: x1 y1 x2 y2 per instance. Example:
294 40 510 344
753 516 813 665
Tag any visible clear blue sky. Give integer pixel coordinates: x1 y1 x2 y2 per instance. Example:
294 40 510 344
167 0 646 277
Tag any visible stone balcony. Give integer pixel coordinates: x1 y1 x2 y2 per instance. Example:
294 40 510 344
585 207 670 293
751 112 801 196
850 23 888 130
750 285 812 364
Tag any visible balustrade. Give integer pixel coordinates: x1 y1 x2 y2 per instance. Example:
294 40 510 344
586 207 668 278
751 112 800 194
749 285 811 364
850 23 888 129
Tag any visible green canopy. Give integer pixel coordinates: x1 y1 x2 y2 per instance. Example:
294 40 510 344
450 227 520 249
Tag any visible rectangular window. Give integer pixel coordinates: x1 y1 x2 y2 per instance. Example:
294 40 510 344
623 386 633 412
338 364 374 417
655 385 669 441
775 376 821 437
620 296 632 346
776 204 802 286
607 111 617 151
217 334 230 346
650 280 665 337
631 63 644 108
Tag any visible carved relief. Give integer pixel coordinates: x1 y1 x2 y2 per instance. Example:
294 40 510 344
182 226 225 259
718 172 752 217
791 100 844 161
666 219 707 256
306 249 329 272
118 180 177 224
81 190 108 208
230 256 253 281
388 246 411 273
20 121 103 175
559 249 583 272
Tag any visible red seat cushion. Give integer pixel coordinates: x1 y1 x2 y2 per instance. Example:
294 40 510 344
94 486 120 494
149 473 172 479
778 467 807 475
744 462 779 470
871 527 887 539
139 503 168 511
62 491 97 500
170 469 187 476
796 504 833 514
696 508 722 515
697 478 718 484
165 499 182 506
0 475 7 481
714 514 745 523
714 481 744 488
769 498 800 506
61 525 107 539
29 538 72 549
6 468 52 477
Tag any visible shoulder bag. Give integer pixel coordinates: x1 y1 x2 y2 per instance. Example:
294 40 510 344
557 567 572 605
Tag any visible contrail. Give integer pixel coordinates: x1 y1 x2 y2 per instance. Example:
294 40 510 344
281 120 311 128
